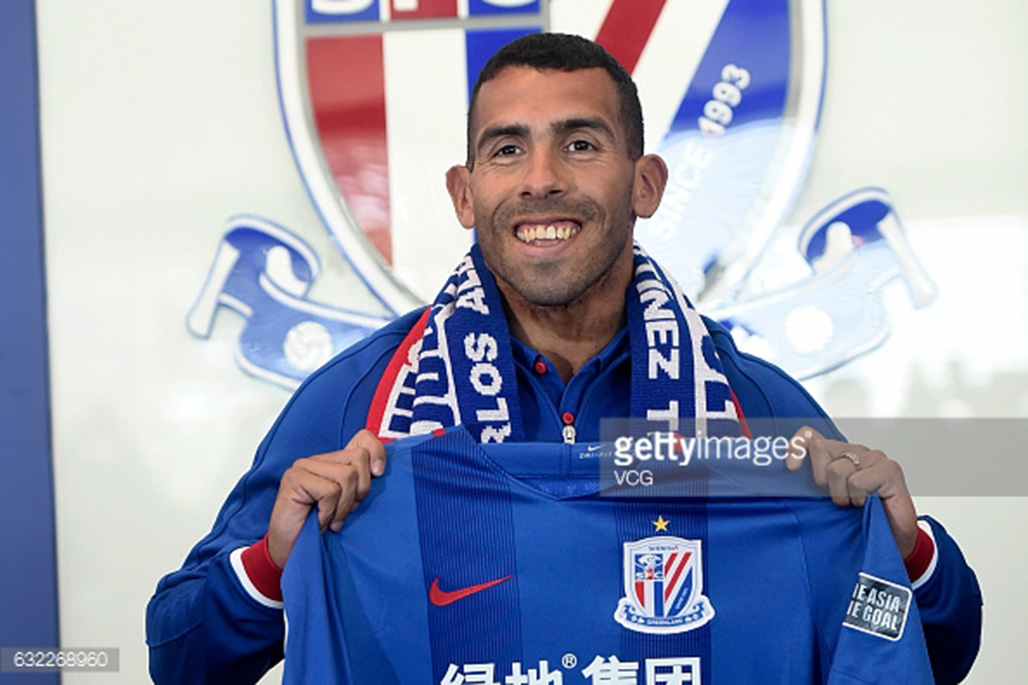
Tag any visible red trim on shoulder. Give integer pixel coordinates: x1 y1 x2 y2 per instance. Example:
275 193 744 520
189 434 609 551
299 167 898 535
365 306 432 438
904 525 935 582
239 534 283 603
729 389 752 438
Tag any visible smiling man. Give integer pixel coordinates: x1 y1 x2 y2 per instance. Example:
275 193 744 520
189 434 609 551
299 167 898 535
445 64 667 383
147 33 981 684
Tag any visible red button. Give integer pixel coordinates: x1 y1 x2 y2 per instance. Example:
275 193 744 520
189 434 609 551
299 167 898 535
533 360 547 375
561 411 574 425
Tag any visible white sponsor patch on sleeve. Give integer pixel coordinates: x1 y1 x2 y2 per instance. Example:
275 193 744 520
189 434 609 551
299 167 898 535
843 572 911 641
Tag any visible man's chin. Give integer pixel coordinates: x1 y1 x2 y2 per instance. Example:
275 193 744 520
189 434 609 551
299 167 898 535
510 282 584 309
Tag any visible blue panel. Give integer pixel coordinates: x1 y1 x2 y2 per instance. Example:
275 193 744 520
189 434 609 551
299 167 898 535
464 26 541 103
306 0 381 24
667 0 791 133
468 0 539 16
0 1 60 683
412 431 522 682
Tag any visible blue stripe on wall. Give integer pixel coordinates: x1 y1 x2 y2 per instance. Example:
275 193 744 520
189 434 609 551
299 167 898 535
0 1 61 682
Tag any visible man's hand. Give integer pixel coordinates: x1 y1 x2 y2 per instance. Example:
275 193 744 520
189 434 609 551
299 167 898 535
787 426 918 557
267 429 386 568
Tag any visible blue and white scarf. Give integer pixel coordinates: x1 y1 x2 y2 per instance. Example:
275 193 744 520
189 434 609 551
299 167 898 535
367 243 743 443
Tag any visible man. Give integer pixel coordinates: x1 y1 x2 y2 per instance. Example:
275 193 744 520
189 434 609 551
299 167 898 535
147 33 980 684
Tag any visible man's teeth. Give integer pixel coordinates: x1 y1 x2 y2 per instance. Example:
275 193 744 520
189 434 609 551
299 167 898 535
515 224 580 243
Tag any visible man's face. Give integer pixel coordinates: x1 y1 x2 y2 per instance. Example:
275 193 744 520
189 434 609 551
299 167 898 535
447 66 663 308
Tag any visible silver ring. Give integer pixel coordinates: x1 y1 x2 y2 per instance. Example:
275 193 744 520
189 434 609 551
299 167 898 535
840 451 860 469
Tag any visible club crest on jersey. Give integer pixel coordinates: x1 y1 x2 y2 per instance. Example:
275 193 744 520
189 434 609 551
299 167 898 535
615 536 714 634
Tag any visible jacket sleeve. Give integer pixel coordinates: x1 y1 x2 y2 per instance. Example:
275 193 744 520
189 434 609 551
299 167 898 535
145 314 415 684
705 317 983 683
908 516 983 683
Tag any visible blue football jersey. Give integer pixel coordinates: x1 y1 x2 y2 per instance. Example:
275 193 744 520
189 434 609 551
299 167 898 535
281 427 933 684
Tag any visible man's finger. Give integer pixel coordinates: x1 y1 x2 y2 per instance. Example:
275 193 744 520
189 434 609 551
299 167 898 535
268 462 352 566
347 429 387 477
848 472 867 507
306 447 375 504
835 449 896 510
847 452 900 498
785 426 821 472
295 459 364 529
825 457 858 506
805 431 837 488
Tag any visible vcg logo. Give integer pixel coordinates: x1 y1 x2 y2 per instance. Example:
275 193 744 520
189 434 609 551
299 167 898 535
189 0 935 387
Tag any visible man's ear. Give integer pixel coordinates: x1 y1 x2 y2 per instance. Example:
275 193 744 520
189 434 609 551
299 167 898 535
445 165 476 229
631 154 669 219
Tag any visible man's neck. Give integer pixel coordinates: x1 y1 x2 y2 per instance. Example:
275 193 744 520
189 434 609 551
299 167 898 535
497 264 630 384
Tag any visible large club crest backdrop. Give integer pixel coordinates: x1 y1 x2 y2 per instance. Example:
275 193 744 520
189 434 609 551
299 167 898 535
189 0 935 388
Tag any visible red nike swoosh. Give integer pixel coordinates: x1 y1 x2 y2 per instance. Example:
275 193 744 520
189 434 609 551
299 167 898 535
428 575 513 606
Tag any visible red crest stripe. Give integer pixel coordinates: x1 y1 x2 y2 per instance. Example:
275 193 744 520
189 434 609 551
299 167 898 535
594 0 667 74
665 550 690 602
307 34 393 263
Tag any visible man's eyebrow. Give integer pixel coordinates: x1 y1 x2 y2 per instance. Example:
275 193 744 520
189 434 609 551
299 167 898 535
552 117 617 140
475 124 530 154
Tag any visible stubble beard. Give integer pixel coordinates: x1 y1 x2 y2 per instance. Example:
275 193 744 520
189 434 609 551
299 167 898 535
480 193 635 308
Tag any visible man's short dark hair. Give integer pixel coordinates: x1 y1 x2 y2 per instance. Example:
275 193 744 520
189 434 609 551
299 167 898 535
466 32 644 164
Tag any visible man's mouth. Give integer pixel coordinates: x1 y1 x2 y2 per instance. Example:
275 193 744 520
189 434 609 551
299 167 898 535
514 220 581 244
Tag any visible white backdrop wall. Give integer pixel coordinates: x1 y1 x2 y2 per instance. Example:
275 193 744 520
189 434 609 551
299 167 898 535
32 1 1026 683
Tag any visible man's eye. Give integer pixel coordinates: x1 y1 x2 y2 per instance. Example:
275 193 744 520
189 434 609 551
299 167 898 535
567 139 596 152
496 144 521 156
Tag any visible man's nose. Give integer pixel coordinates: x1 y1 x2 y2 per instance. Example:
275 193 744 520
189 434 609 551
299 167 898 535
520 148 567 199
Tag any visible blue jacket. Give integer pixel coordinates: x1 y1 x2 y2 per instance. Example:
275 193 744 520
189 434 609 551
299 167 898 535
146 309 982 684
